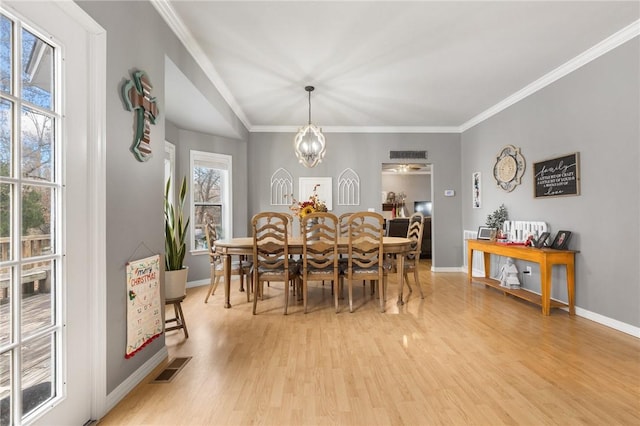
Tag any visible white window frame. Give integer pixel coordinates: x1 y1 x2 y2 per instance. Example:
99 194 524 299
189 151 232 253
0 10 64 423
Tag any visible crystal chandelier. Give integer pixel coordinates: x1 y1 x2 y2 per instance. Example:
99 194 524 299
294 86 326 168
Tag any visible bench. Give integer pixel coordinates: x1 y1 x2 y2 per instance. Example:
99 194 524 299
0 270 49 302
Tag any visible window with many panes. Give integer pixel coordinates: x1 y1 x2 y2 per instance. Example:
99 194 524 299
190 151 232 252
0 11 62 424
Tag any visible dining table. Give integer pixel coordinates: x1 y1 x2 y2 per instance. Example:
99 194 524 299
215 236 413 309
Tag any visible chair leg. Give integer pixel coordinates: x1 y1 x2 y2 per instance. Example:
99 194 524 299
349 279 354 313
404 272 412 294
246 272 252 303
253 280 261 315
378 278 385 313
384 276 388 303
204 275 220 303
303 277 308 314
239 273 245 292
414 268 424 299
335 277 341 313
283 279 289 315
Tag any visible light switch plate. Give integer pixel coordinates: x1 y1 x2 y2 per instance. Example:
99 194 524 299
444 189 455 197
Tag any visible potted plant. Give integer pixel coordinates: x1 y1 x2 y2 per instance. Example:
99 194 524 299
486 204 508 240
164 176 190 299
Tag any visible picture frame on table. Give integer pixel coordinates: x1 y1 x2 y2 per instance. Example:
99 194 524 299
551 230 572 250
535 232 550 248
477 226 493 240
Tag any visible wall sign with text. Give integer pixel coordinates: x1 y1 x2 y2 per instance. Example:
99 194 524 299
533 152 580 198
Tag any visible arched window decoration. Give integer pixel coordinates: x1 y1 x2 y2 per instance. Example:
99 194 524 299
338 168 360 206
270 168 293 205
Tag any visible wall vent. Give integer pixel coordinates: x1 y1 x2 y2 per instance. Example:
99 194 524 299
389 150 427 160
151 357 192 383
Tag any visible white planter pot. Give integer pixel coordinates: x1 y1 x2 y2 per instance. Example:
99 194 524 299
165 267 188 300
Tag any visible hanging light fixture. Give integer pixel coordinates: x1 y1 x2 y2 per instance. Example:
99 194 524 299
294 85 326 168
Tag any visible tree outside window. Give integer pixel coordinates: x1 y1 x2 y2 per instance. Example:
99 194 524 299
191 151 232 252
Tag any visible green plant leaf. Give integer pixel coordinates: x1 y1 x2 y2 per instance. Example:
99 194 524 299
165 176 190 271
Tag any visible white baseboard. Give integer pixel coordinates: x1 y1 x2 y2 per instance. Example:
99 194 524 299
187 276 241 289
458 264 639 338
431 266 465 273
104 347 168 414
573 307 640 338
186 278 209 288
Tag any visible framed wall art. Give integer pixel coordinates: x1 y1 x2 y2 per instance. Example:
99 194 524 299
299 177 332 210
472 171 481 208
533 152 580 198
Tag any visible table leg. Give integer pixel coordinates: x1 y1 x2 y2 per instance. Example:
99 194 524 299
467 247 473 281
396 254 406 305
566 260 575 315
540 261 551 315
482 252 491 279
223 253 232 309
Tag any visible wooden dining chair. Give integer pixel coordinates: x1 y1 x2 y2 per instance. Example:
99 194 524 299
338 212 355 237
300 212 340 313
403 212 425 298
251 212 299 315
282 212 296 237
337 212 357 275
203 215 253 303
346 211 387 313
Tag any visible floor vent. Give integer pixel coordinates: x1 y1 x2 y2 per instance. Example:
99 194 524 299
151 357 192 383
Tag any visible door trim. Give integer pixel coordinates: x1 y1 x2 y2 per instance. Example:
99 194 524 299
56 1 108 420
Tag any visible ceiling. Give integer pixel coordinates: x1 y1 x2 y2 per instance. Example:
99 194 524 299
156 1 639 137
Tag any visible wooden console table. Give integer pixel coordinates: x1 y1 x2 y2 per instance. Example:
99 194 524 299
467 239 576 315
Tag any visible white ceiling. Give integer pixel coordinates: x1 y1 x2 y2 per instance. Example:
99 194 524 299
156 1 639 137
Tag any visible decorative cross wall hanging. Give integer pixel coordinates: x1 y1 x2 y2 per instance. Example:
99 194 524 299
122 70 159 162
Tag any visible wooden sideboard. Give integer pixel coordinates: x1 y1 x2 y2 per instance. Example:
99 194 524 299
467 239 576 315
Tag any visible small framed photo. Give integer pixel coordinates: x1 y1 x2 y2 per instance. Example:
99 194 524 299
534 232 550 248
477 226 493 240
551 230 572 250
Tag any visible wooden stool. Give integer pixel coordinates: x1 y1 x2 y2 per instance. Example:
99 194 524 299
165 296 188 338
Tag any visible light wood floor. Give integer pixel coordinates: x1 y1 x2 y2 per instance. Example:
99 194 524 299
98 261 640 425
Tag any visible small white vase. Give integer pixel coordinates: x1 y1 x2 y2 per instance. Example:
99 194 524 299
165 267 188 300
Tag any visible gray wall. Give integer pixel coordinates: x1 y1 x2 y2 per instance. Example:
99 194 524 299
247 132 462 267
166 122 250 282
75 0 640 401
77 1 248 394
461 38 640 326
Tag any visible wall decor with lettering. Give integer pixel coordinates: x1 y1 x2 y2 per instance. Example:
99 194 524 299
533 152 580 198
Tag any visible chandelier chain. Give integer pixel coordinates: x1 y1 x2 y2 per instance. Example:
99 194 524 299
308 89 311 125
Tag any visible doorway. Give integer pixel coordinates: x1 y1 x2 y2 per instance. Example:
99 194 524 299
381 163 432 259
1 2 104 424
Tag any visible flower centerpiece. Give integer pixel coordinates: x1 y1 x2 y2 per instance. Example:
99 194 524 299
289 184 328 219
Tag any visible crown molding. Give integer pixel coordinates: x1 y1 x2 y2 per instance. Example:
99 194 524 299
150 0 251 129
250 125 461 134
460 19 640 132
